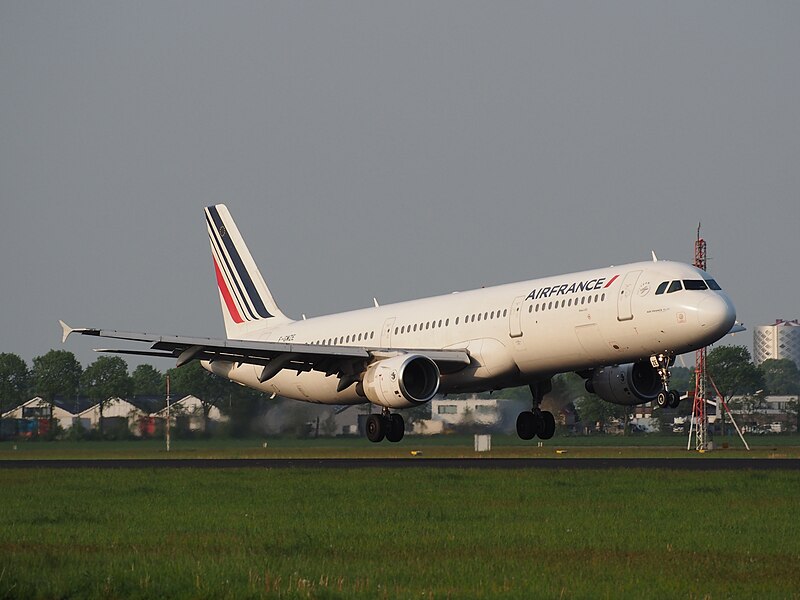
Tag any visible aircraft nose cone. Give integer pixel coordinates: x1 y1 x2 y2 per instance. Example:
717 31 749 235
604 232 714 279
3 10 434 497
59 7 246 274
697 294 736 338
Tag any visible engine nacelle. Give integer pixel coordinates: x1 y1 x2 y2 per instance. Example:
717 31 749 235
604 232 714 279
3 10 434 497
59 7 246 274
585 361 662 406
361 354 440 409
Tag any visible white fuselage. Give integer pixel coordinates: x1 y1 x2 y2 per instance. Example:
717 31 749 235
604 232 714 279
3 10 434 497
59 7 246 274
207 260 735 404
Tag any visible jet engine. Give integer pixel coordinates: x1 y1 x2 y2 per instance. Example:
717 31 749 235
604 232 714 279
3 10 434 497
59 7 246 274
584 361 662 406
360 354 440 409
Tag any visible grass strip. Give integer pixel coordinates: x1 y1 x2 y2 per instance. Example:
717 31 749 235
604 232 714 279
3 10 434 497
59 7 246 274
1 468 798 598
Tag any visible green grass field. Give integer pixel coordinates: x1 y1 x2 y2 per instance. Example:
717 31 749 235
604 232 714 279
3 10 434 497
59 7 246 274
2 433 799 460
1 467 799 598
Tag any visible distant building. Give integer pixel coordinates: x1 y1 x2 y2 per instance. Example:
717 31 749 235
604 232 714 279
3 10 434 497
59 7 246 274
430 397 502 428
753 319 800 367
1 397 75 436
151 395 229 435
727 394 799 433
76 397 149 436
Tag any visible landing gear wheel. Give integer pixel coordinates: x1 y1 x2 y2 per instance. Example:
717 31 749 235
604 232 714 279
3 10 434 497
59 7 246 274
656 391 669 408
365 414 386 443
516 411 536 440
667 390 681 409
386 414 405 443
539 411 556 440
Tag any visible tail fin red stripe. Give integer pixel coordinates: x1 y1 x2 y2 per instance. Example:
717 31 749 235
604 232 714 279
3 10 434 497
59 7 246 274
213 256 244 324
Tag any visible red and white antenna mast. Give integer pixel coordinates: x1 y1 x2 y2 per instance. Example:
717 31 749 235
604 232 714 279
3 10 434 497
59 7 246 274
690 224 709 450
688 225 749 452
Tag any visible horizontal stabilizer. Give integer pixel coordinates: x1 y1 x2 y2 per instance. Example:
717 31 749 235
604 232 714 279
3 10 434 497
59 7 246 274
728 322 746 335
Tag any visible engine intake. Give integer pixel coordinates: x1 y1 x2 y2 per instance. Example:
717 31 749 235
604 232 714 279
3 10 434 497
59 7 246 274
361 354 440 409
585 361 662 406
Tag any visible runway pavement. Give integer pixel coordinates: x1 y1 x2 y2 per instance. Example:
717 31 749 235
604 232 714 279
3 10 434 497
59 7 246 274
1 458 799 469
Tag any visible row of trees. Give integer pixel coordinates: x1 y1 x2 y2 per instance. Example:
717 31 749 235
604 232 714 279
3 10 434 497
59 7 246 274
0 351 270 437
2 345 798 437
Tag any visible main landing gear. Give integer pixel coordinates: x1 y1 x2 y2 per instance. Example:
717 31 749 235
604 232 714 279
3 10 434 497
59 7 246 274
366 409 405 443
516 380 556 441
651 353 681 409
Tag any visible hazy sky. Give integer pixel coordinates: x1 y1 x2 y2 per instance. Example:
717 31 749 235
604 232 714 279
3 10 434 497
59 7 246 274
2 2 798 370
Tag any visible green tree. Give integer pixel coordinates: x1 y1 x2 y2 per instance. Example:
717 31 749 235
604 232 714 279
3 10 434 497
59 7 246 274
759 359 800 396
31 350 82 433
706 346 764 436
82 356 133 436
575 394 628 433
167 362 233 434
132 364 164 397
670 366 693 394
0 353 30 412
706 346 764 403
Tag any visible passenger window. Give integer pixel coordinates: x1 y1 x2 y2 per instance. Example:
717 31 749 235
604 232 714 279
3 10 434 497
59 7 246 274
683 280 708 291
706 279 722 291
438 319 442 327
503 309 508 317
667 281 682 293
484 312 488 320
655 282 669 295
477 313 482 322
600 293 605 301
445 319 449 326
455 317 459 325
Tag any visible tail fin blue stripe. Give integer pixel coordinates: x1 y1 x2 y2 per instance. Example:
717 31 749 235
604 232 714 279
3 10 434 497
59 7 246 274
206 211 259 321
207 226 254 321
206 206 274 319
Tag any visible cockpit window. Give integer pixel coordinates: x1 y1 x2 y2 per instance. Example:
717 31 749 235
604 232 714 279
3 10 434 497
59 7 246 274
705 279 721 291
667 280 683 293
655 282 669 295
683 279 708 291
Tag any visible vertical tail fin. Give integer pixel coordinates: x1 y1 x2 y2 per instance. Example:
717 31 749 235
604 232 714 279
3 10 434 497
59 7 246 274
205 204 292 338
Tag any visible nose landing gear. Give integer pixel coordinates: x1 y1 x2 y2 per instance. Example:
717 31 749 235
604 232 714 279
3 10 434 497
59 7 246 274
651 353 681 409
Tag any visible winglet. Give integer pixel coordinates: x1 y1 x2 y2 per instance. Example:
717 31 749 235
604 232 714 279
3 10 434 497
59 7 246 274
59 320 74 344
651 251 658 262
60 320 97 343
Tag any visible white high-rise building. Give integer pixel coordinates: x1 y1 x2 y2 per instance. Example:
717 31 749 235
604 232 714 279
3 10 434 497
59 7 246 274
753 319 800 367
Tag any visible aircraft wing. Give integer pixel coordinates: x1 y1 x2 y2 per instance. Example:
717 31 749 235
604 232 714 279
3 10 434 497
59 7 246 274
59 321 471 382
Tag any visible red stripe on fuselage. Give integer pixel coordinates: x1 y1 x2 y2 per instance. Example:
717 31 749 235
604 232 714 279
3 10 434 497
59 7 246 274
213 257 244 324
604 274 619 288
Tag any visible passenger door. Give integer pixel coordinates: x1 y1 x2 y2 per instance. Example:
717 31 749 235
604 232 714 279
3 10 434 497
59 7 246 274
617 270 642 321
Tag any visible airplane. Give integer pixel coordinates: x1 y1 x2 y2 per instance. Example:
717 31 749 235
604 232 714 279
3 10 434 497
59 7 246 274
61 204 738 442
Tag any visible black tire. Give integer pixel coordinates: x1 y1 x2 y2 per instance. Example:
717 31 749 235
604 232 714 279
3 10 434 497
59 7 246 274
668 390 681 408
516 411 536 440
366 414 385 443
656 390 668 408
539 411 556 440
386 414 405 443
